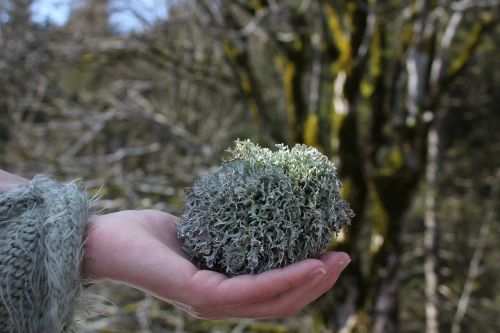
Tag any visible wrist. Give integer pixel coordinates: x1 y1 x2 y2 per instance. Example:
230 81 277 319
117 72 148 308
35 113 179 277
82 215 110 283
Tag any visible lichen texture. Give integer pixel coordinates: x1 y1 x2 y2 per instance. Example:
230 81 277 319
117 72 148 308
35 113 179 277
176 140 354 276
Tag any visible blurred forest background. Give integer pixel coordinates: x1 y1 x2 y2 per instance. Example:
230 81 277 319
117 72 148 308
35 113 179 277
1 0 500 332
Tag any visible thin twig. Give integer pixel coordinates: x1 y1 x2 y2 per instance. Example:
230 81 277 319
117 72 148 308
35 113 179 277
451 169 500 333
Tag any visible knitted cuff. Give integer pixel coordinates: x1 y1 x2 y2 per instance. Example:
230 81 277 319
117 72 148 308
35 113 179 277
0 176 90 333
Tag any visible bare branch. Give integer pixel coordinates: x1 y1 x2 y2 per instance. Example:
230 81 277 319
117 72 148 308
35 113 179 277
429 0 473 93
451 169 500 333
451 0 500 11
59 142 161 165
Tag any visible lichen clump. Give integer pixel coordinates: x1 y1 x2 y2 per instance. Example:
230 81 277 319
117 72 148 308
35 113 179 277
176 140 354 276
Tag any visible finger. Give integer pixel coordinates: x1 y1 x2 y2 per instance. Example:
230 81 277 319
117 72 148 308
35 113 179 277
188 252 350 319
185 256 328 307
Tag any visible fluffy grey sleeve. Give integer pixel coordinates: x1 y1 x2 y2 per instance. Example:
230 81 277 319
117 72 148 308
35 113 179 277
0 176 89 333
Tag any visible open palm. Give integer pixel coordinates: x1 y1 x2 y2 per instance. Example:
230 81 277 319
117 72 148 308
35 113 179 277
82 209 350 319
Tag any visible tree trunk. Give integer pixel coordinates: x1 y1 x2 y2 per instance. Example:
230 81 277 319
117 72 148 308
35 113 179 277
373 252 400 333
424 122 440 333
451 170 500 333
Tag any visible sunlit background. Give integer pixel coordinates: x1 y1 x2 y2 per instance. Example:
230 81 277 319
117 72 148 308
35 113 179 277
31 0 169 31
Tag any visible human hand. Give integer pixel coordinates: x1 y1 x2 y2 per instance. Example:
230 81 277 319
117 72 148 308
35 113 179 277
82 209 350 319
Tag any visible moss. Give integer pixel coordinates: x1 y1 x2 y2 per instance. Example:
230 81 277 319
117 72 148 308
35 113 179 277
177 140 354 276
380 147 405 176
283 62 298 140
323 4 351 73
246 322 289 333
304 113 320 149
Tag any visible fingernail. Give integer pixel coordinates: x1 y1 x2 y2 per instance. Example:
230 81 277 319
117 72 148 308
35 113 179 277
337 254 351 270
309 267 327 280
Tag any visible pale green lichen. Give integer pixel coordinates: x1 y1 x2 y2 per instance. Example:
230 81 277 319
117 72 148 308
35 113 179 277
176 140 354 276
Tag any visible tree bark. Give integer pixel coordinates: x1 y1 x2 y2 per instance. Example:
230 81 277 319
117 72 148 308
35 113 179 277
424 122 440 333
